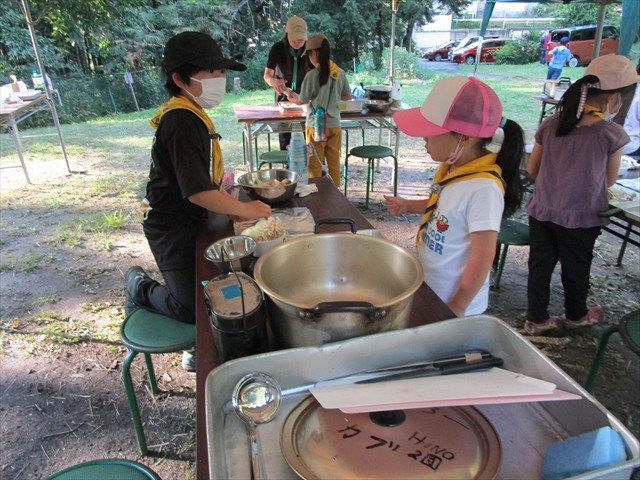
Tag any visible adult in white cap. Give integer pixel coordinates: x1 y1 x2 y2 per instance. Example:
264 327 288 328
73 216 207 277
385 76 525 318
126 31 271 370
525 54 638 336
263 16 313 149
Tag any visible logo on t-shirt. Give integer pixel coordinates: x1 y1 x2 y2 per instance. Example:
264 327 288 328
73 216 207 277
422 212 448 255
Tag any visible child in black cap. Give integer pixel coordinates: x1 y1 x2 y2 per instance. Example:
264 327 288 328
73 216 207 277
125 32 271 371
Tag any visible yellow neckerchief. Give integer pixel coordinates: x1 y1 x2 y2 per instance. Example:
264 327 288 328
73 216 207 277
328 60 339 81
416 153 505 249
149 95 224 186
582 103 605 120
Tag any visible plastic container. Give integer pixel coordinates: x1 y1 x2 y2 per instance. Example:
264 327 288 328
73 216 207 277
313 108 327 142
288 132 308 185
391 80 402 109
31 70 44 91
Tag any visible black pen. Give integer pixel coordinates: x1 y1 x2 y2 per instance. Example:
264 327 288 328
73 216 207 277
354 356 504 384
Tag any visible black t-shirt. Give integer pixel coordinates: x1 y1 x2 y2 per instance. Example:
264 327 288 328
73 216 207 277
144 109 217 270
266 39 313 94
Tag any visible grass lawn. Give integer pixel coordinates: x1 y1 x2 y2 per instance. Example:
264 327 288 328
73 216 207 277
1 55 636 181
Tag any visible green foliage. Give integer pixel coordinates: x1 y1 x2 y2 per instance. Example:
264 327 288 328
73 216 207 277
494 34 541 65
382 47 420 81
357 47 418 82
532 3 621 29
103 210 131 229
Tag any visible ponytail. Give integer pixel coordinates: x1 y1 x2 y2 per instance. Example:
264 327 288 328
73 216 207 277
556 75 600 136
316 39 332 87
556 75 636 136
494 119 524 218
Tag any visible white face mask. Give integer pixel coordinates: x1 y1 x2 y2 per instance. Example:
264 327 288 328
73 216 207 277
186 77 226 108
445 135 464 165
604 94 622 123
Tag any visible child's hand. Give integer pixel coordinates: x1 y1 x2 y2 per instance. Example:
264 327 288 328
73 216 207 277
384 195 407 216
244 201 272 220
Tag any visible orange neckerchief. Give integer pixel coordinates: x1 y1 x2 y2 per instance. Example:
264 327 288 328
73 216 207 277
149 95 224 186
582 103 605 120
416 153 505 249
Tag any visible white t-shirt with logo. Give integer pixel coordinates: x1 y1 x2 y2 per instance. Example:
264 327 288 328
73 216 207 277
418 178 504 316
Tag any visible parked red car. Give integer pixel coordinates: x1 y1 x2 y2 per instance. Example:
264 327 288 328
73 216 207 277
451 38 510 65
422 40 459 61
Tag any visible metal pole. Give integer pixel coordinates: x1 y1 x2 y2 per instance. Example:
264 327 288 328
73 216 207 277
389 0 398 85
20 0 84 175
592 0 610 61
473 36 484 77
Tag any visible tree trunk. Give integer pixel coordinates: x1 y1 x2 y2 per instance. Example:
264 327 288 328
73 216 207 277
404 23 414 51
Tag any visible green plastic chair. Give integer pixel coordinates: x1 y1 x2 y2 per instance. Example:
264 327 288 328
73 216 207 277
258 150 289 170
120 308 195 455
46 458 161 479
343 145 398 208
493 219 530 289
585 310 640 394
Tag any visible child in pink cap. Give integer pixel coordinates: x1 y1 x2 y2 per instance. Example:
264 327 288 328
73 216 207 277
525 54 637 336
386 76 524 317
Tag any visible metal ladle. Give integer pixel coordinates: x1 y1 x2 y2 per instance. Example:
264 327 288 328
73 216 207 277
232 372 282 480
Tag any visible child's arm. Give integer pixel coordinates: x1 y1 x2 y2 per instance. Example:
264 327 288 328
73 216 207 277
446 230 499 317
526 142 543 177
383 195 429 215
606 147 624 187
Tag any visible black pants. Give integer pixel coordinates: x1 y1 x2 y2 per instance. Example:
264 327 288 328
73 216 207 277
133 266 195 324
527 216 601 322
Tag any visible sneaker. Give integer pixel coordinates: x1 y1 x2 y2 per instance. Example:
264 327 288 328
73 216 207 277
563 306 603 330
125 266 150 316
182 349 196 373
524 316 563 336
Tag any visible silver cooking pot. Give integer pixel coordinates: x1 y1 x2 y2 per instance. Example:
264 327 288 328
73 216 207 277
253 221 424 348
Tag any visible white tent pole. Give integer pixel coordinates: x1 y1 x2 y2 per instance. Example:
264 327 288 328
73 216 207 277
20 0 81 175
592 0 610 61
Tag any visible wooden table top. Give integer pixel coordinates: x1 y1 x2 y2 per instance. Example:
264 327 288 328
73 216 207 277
0 93 47 118
194 176 455 479
233 104 394 124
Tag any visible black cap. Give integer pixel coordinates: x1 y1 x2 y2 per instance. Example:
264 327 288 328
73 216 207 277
163 32 246 72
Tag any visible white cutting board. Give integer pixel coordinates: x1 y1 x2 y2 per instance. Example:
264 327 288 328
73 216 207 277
310 367 581 413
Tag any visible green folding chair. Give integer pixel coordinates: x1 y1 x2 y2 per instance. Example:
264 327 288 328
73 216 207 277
493 218 530 289
120 308 195 455
46 458 160 479
585 310 640 394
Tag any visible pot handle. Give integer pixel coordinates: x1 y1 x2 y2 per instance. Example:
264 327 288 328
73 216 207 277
307 301 386 321
314 218 356 234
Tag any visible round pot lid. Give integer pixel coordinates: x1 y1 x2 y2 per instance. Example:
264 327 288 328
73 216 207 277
281 396 501 480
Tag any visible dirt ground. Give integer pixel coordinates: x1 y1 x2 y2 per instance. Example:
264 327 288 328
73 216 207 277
1 139 639 479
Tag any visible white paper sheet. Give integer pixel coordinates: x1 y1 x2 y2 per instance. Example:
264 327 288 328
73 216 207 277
310 367 581 413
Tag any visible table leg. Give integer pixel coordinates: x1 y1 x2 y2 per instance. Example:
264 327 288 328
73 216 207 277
616 222 633 266
538 103 546 126
7 116 31 184
244 123 255 171
392 125 400 188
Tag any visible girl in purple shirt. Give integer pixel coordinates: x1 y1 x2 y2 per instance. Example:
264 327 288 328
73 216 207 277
525 55 637 336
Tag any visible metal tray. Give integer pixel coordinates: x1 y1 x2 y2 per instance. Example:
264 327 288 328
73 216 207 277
205 315 640 479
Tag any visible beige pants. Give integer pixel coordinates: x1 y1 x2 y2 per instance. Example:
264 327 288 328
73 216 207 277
305 126 342 187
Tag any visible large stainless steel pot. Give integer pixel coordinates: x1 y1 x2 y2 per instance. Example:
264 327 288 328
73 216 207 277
253 232 424 348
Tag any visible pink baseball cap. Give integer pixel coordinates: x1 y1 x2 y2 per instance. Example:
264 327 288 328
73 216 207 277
394 76 503 138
